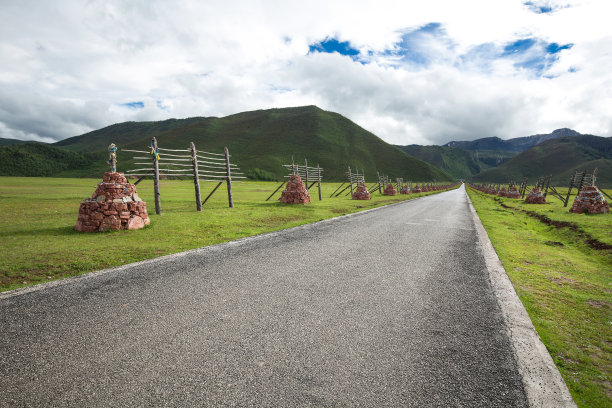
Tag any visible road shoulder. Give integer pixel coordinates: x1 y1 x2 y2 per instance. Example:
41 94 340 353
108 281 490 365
466 190 576 407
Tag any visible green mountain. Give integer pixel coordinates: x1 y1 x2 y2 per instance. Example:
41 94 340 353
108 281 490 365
0 138 28 146
471 135 612 187
395 145 481 179
0 142 104 177
2 106 451 181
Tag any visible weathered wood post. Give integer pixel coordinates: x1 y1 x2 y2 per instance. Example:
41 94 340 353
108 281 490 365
305 158 309 190
152 137 161 215
190 142 202 211
224 146 234 208
317 164 322 201
348 166 353 195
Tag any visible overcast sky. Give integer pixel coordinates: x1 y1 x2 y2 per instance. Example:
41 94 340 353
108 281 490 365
1 0 611 145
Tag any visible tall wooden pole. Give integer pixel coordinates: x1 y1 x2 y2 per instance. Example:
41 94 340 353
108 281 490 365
190 142 202 211
152 137 161 215
348 166 353 195
317 164 322 201
305 158 309 190
224 146 234 208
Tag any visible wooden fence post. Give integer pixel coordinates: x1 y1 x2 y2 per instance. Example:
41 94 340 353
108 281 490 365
348 166 353 195
224 146 234 208
317 164 322 201
152 137 161 215
305 158 309 190
191 142 202 211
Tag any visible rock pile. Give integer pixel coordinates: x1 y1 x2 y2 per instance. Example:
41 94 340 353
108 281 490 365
412 185 422 193
497 187 508 197
507 186 521 199
569 186 609 214
75 172 150 232
525 188 546 204
400 185 410 194
280 174 311 204
352 182 371 200
383 183 397 196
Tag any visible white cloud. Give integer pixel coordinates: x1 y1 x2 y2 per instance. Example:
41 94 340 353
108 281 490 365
0 0 611 145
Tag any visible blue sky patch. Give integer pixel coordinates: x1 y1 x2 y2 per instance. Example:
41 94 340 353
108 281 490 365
546 42 573 54
122 101 144 109
502 38 537 56
524 1 554 13
308 38 359 60
499 38 573 76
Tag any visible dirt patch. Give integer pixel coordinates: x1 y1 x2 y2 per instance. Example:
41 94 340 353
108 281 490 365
587 300 611 309
549 276 577 285
544 241 565 247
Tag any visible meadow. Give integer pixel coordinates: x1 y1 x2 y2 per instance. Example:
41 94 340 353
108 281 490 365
467 186 611 408
0 176 455 293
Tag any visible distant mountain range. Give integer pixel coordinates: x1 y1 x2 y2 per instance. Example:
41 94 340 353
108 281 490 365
0 106 451 181
2 108 610 187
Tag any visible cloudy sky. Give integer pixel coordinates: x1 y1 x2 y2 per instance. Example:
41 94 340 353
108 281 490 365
1 0 611 145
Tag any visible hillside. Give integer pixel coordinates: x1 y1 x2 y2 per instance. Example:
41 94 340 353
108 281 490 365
0 143 103 177
471 135 612 187
3 106 452 181
395 145 481 179
0 138 28 146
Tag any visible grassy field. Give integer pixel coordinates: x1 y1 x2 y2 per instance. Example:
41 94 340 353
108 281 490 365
0 177 456 293
467 186 611 408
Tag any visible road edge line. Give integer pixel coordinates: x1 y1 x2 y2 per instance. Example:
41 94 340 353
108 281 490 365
465 189 576 407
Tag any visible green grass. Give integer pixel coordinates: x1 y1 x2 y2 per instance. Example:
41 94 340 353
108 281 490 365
0 177 457 293
467 186 612 408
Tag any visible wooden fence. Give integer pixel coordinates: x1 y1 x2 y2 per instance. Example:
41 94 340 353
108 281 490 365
123 138 245 214
266 159 323 201
330 166 365 198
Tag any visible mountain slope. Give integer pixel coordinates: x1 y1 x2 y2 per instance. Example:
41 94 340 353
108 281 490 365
445 128 580 152
7 106 452 181
0 143 103 177
395 145 480 179
471 135 612 187
0 138 29 146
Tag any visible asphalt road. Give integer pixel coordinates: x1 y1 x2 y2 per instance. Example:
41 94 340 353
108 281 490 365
0 185 529 407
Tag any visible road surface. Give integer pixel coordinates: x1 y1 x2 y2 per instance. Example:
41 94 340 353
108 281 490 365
1 186 530 406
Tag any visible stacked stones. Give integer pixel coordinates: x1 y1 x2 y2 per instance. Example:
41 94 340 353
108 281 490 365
507 186 521 199
569 186 609 214
352 182 371 200
412 185 422 193
75 172 150 232
525 188 546 204
383 183 397 196
400 185 410 194
280 174 311 204
497 187 508 197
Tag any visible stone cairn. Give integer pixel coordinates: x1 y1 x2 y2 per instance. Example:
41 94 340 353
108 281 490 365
525 188 546 204
412 184 422 193
383 183 397 196
569 186 609 214
352 182 371 200
507 186 521 199
497 187 508 197
280 174 311 204
75 172 150 232
400 185 410 194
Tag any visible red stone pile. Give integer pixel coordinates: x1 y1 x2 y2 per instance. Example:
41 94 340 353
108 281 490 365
280 174 311 204
497 187 508 197
75 172 150 232
507 186 520 199
525 188 546 204
352 182 371 200
569 186 609 214
412 185 422 193
400 185 410 194
383 183 397 196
